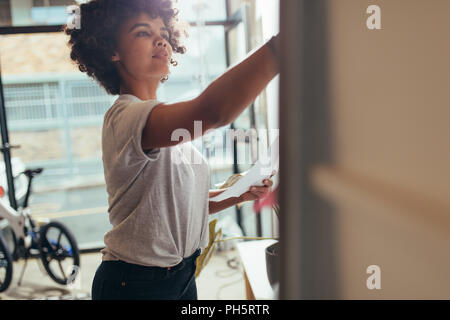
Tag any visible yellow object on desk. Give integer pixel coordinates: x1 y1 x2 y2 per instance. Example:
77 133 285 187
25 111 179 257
195 219 222 278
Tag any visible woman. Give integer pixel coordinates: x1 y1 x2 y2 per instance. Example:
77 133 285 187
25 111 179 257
64 0 279 300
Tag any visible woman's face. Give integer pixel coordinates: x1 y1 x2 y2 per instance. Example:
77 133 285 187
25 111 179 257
112 13 173 82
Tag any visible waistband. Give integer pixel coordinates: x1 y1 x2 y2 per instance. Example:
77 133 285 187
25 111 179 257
117 248 201 272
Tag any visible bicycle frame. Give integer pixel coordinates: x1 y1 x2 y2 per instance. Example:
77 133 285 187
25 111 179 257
0 168 44 253
0 199 30 247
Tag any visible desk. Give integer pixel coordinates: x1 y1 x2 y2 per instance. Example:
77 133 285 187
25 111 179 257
236 240 278 300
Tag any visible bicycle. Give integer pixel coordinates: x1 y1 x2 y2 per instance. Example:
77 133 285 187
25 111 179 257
0 167 80 293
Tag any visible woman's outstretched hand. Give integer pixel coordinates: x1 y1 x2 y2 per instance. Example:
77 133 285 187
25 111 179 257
239 178 274 202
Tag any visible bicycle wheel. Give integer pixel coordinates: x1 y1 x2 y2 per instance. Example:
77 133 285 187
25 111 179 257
0 232 13 292
38 221 80 285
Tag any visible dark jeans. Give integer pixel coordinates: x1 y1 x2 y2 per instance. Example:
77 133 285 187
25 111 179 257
91 249 201 300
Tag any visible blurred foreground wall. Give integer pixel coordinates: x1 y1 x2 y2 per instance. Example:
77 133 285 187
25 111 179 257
280 0 450 299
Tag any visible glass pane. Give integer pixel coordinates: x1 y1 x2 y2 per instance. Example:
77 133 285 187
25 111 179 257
223 10 277 238
0 0 226 27
159 25 227 102
0 30 113 249
31 6 69 25
176 0 226 22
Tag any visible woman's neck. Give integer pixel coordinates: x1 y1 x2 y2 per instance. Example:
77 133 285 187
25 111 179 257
119 80 159 100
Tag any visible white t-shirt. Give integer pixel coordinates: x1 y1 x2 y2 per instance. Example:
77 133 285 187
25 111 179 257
100 94 210 267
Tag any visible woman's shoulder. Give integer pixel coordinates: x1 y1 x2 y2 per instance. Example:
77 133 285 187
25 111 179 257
107 94 139 113
104 95 159 126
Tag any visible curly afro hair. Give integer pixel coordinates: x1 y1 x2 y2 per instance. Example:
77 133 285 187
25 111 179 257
63 0 189 96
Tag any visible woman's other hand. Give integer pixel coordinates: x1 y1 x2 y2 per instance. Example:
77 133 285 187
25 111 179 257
239 178 274 202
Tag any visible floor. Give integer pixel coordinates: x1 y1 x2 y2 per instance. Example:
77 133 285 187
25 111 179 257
0 248 246 300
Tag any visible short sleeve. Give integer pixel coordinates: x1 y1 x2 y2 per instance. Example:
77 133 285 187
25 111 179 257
111 99 163 162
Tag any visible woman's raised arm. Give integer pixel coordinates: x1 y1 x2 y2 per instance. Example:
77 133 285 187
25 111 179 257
141 35 280 150
198 34 280 127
